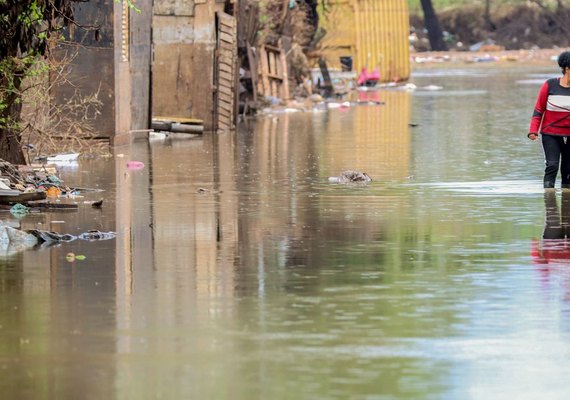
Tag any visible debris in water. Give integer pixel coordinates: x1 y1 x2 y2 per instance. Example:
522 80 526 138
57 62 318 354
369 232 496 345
328 170 372 183
91 199 103 208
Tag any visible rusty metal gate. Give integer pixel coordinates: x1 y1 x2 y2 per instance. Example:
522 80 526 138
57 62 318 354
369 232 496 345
215 12 237 132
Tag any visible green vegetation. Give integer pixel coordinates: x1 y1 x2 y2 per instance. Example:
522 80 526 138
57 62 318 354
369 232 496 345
0 0 137 164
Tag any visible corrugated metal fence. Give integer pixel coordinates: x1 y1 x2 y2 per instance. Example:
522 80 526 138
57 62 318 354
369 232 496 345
319 0 410 82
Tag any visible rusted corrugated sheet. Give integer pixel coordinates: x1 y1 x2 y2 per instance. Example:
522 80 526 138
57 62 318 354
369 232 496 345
318 0 410 82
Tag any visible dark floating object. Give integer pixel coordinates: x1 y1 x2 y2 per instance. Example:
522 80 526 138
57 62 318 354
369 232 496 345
91 199 103 208
408 123 419 127
196 188 210 194
328 170 372 183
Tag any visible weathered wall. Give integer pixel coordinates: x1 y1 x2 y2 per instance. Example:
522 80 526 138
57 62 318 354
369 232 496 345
114 0 153 144
153 0 226 130
51 0 152 142
52 0 115 137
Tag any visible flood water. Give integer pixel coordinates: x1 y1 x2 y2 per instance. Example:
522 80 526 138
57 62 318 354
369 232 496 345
3 65 570 399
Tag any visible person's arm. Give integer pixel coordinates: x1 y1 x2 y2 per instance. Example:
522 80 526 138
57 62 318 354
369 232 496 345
529 81 549 140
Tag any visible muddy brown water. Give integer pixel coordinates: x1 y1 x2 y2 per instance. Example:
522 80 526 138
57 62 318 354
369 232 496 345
2 65 570 399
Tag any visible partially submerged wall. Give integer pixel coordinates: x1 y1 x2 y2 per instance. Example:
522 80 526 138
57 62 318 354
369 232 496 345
52 0 115 138
153 0 231 130
51 0 152 143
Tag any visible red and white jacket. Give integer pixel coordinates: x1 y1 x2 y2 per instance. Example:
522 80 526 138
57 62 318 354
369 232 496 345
530 78 570 136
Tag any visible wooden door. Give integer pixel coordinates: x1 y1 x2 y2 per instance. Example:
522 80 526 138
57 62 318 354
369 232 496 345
215 12 237 132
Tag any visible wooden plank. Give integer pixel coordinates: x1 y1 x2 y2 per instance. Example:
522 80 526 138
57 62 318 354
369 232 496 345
0 191 47 204
218 84 233 97
219 76 234 88
218 108 232 118
279 42 290 100
219 62 233 73
218 111 232 120
153 116 204 125
218 13 236 29
259 46 270 97
219 18 235 30
219 32 234 45
218 112 232 122
219 98 233 110
246 43 258 103
265 44 280 53
218 118 231 126
219 94 233 105
215 12 237 130
219 87 233 100
219 67 233 77
219 54 235 66
219 103 233 114
218 121 231 131
268 50 276 75
219 76 233 86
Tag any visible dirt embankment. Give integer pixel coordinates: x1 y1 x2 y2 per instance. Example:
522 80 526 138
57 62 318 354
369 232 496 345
410 3 570 53
412 48 568 69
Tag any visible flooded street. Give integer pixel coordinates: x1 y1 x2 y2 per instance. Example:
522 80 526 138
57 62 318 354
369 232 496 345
3 65 570 399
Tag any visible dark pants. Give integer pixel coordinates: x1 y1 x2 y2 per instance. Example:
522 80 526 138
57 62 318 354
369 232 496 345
542 134 570 188
543 190 570 239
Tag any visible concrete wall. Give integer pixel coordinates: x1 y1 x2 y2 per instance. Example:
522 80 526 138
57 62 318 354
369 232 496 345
114 0 153 144
51 0 152 143
152 0 227 130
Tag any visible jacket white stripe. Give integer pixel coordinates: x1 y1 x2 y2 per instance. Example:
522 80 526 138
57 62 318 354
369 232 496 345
547 95 570 112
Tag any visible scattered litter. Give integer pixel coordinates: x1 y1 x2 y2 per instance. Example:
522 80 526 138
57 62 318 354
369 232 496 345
45 153 80 163
65 253 86 262
91 199 103 208
420 85 443 91
0 225 117 255
127 161 145 170
78 230 116 241
46 187 62 197
328 170 372 183
10 203 30 217
116 153 125 158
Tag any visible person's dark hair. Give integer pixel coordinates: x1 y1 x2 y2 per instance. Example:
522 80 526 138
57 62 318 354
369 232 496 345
558 51 570 74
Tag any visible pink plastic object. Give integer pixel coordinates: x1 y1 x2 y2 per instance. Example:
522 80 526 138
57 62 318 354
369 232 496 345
127 161 145 170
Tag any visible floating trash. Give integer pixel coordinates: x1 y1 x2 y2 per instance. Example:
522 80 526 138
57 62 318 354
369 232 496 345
127 161 145 170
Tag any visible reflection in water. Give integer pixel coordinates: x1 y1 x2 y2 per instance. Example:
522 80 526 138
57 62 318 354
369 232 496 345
5 67 570 399
532 190 570 336
533 190 570 264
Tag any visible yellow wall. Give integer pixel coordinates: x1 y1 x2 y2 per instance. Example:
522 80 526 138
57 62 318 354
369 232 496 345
318 0 410 82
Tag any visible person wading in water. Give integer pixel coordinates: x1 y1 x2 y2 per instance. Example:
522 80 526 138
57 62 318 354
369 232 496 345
529 51 570 189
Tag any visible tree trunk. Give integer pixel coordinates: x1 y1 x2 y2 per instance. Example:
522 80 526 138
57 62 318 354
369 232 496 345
420 0 448 51
0 127 26 166
0 75 27 165
484 0 496 31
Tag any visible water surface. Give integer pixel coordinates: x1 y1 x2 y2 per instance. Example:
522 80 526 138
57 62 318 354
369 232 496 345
1 65 570 399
